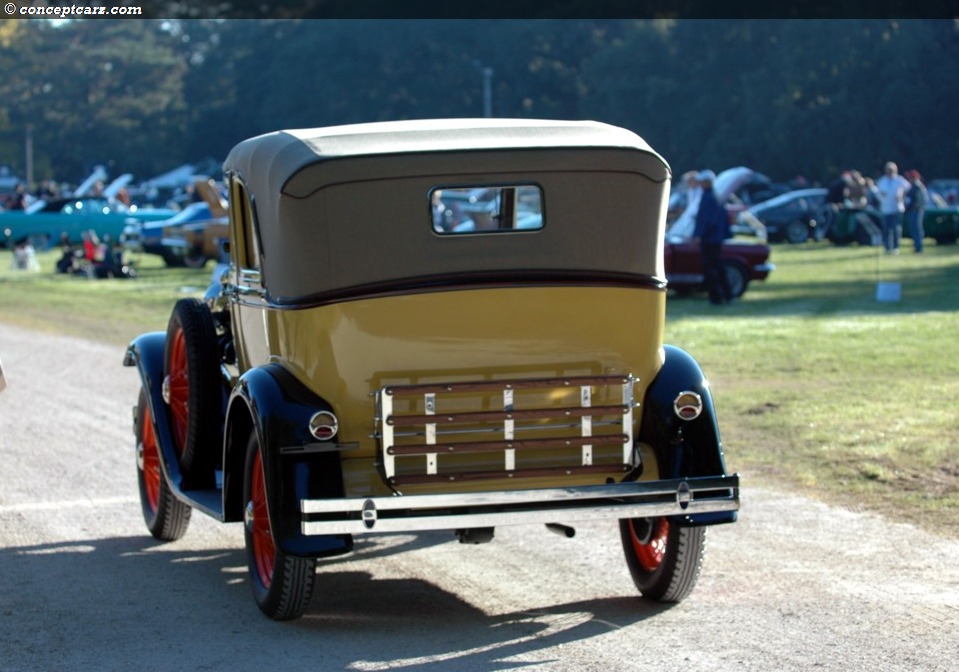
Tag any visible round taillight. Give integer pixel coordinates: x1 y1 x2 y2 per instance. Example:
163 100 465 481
673 391 703 421
309 411 338 441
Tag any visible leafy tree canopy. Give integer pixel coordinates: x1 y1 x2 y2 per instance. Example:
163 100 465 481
0 19 955 190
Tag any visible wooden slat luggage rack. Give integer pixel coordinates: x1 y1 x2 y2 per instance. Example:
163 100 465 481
375 375 637 487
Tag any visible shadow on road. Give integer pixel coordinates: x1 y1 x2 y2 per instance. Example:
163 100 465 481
0 533 669 671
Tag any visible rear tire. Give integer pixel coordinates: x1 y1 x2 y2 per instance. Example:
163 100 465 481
243 430 316 620
136 389 191 541
620 517 706 602
785 220 810 244
161 251 185 268
183 250 208 269
724 261 749 298
163 298 220 486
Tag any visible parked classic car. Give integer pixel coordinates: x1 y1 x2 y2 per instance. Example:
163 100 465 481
123 119 740 620
665 173 775 298
915 205 959 244
157 179 229 267
928 178 959 206
121 201 212 261
0 196 175 248
121 181 229 267
668 166 757 230
821 204 959 246
737 188 828 244
664 233 774 298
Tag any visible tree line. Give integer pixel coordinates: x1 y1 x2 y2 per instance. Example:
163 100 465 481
1 19 956 191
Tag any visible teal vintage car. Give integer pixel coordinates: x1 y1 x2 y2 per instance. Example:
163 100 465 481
0 197 175 248
918 206 959 244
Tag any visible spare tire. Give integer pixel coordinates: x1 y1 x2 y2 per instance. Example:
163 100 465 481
163 298 221 487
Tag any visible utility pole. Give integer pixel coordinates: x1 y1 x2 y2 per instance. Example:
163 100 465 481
25 124 34 190
482 66 493 118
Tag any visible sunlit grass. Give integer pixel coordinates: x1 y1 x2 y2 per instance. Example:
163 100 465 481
0 248 211 345
664 241 959 535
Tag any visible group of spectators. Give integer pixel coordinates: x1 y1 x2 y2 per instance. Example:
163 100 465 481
0 180 62 211
55 230 136 279
826 162 928 254
683 160 930 305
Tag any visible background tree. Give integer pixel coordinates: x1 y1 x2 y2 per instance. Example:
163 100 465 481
0 19 956 191
0 19 187 182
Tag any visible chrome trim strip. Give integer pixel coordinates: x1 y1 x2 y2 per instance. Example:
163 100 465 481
377 389 394 479
424 392 437 475
503 388 515 471
623 376 636 465
580 384 592 466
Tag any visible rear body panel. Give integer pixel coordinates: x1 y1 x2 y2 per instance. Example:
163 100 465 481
232 284 666 497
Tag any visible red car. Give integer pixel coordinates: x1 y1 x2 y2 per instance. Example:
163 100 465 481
664 234 774 298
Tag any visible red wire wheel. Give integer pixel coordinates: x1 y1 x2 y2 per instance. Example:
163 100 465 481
140 400 162 513
135 389 190 541
630 517 670 573
163 298 220 486
249 446 275 588
243 430 317 621
165 328 190 457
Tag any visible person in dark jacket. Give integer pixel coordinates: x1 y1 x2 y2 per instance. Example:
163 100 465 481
693 169 733 305
904 169 928 253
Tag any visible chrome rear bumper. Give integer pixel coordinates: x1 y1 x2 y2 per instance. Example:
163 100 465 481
300 474 739 536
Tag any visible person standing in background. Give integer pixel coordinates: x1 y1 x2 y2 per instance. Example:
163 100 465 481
875 161 910 255
904 169 928 253
693 169 733 305
682 170 702 220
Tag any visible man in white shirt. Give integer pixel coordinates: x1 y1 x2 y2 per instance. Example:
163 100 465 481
875 161 910 254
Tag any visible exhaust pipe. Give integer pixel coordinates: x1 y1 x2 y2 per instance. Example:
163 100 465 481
545 523 576 538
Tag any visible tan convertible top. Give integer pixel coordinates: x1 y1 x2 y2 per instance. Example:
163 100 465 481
225 118 664 195
223 119 672 304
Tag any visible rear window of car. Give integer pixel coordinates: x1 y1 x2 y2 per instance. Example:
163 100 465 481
431 185 543 235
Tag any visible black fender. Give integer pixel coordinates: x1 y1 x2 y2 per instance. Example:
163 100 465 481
639 344 737 526
226 363 352 558
123 332 191 497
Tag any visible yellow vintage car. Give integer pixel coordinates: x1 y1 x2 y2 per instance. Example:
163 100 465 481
124 119 739 620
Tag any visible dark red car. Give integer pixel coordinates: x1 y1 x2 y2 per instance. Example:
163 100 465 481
664 234 774 298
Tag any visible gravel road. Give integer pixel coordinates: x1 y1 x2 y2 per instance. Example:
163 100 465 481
0 321 957 671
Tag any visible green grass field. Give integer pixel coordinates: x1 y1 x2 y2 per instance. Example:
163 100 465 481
2 242 957 536
666 242 959 536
